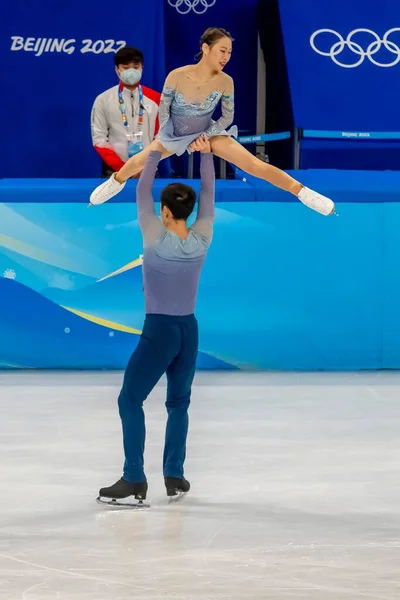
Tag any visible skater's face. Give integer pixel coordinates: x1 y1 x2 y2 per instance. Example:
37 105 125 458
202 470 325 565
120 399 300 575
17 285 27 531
203 37 232 72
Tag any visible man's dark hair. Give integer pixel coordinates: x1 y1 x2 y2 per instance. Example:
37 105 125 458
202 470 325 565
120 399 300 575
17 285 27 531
161 183 196 221
114 46 144 67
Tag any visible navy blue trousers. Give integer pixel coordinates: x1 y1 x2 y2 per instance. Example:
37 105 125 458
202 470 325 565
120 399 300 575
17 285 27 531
118 314 198 483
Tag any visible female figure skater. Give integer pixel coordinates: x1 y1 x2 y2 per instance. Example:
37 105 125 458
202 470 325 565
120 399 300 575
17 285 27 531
90 28 335 216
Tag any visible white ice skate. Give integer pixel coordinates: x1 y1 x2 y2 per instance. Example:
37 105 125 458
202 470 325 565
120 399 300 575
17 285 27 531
298 186 335 216
89 173 126 206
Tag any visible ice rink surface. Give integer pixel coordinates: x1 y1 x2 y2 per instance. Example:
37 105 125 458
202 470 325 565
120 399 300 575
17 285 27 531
1 370 400 599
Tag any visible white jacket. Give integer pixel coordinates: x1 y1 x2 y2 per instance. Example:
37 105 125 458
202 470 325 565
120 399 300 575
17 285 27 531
91 83 160 167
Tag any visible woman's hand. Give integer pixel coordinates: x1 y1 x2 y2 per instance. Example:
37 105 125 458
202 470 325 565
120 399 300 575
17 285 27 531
189 134 211 153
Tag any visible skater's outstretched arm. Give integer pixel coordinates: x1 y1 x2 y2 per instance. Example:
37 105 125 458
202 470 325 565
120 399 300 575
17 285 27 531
191 136 215 241
137 150 164 245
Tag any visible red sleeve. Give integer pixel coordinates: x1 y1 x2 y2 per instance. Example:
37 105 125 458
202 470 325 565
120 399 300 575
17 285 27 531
94 146 125 172
142 85 161 135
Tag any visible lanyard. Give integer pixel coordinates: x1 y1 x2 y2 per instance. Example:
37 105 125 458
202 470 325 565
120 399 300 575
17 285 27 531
118 83 144 131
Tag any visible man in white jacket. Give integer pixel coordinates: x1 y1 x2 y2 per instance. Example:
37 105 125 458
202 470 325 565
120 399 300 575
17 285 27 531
91 46 161 176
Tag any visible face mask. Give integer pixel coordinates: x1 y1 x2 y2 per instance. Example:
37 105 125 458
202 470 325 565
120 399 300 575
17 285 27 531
119 68 142 86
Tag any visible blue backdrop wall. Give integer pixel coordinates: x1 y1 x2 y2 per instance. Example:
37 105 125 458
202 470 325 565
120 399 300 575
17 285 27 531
278 0 400 130
0 0 260 180
0 0 166 179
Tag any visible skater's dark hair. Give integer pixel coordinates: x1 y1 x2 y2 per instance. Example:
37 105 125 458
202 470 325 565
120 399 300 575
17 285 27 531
114 46 144 67
161 183 196 221
196 27 234 60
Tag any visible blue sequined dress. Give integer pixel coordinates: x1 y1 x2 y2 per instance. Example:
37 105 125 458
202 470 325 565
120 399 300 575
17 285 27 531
157 67 238 156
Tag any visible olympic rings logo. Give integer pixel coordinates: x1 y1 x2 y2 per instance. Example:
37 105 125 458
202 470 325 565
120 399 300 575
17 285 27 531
167 0 216 14
310 28 400 68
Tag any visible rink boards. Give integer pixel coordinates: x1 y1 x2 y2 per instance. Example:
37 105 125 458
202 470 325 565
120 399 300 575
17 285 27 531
1 171 400 369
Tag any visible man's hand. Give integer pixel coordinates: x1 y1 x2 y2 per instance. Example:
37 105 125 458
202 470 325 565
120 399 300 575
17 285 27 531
189 135 211 154
152 138 166 153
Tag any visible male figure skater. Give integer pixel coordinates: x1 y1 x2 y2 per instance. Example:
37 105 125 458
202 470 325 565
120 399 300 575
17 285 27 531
98 135 215 505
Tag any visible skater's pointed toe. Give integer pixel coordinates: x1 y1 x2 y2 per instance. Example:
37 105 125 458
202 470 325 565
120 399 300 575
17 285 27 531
298 186 335 216
89 173 126 206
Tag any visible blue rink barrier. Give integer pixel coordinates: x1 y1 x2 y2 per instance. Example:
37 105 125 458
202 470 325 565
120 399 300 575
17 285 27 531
1 170 400 371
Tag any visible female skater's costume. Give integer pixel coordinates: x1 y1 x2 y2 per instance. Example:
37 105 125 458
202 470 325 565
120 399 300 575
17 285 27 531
157 67 238 155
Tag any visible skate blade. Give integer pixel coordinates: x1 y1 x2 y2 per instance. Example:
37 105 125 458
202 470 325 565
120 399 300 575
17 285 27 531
167 491 187 504
96 496 150 509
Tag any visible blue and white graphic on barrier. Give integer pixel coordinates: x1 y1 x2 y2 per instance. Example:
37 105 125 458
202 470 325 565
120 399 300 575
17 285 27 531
3 180 400 371
0 0 165 178
278 0 400 130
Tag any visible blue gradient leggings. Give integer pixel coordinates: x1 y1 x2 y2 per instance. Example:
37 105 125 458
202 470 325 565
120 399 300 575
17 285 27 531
117 313 198 483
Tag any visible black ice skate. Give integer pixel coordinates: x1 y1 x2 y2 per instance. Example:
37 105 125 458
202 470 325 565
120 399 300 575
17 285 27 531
164 477 190 501
96 478 149 508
